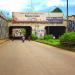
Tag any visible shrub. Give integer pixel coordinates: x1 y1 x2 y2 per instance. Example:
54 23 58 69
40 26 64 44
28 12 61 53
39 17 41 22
60 32 75 47
44 34 53 40
31 34 38 40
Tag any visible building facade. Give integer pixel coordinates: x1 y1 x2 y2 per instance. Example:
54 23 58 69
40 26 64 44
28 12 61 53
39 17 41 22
8 12 67 39
0 12 8 39
68 15 75 32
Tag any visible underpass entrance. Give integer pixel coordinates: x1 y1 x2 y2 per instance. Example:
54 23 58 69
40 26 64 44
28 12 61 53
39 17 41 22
9 26 32 39
45 26 66 39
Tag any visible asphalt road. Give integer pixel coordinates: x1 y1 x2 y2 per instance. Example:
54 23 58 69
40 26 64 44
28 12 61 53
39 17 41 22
0 40 75 75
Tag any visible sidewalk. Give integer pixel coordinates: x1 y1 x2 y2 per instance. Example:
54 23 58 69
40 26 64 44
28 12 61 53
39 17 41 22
0 39 8 45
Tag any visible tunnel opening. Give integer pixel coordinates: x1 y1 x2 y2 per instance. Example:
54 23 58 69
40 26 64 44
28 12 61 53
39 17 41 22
45 26 66 39
9 26 32 40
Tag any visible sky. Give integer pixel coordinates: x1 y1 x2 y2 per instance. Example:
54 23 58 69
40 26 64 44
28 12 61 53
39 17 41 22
0 0 75 18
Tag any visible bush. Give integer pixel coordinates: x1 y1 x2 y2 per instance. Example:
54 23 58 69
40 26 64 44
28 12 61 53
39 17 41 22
60 32 75 47
44 34 53 40
31 34 38 40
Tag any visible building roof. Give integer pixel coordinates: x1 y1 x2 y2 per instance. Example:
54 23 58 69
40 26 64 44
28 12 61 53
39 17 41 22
68 15 75 20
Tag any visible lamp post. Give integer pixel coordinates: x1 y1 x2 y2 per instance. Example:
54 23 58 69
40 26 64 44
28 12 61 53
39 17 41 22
31 0 33 12
67 0 69 31
31 0 36 35
48 10 50 35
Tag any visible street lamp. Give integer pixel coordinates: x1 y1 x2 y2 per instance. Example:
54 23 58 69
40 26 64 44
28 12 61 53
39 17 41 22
31 0 33 12
48 11 49 35
67 0 69 31
31 0 37 35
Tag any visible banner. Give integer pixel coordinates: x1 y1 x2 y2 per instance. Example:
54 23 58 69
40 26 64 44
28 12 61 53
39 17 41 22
13 12 64 23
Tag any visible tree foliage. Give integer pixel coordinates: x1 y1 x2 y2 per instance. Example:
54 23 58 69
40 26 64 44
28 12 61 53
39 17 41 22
51 7 62 13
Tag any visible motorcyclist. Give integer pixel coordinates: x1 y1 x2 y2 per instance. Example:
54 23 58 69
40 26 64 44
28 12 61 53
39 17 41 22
22 36 25 42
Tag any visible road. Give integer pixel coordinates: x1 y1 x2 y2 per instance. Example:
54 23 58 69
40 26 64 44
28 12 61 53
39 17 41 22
0 40 75 75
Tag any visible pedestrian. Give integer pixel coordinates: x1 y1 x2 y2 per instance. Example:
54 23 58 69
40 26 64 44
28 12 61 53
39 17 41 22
22 36 25 42
28 36 31 41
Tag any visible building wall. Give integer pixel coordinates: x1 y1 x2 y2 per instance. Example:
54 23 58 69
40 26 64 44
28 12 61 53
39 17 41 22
8 21 66 38
0 13 8 39
8 20 67 30
68 15 75 32
8 12 67 38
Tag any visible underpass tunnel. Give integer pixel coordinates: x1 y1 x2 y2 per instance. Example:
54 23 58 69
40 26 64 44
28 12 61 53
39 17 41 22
45 26 66 39
9 26 32 39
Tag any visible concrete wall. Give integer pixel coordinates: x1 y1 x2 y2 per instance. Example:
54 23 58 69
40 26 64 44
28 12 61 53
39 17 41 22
8 12 67 38
0 13 8 39
8 20 67 38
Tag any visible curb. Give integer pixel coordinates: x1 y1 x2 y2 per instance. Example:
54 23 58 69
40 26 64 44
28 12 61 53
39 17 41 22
0 39 9 45
35 40 75 52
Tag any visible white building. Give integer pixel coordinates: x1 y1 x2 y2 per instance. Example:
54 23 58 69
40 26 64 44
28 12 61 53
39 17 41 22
8 12 67 39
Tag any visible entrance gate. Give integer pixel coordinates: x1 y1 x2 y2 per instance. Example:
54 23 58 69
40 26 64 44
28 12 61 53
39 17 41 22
9 26 32 39
45 26 66 38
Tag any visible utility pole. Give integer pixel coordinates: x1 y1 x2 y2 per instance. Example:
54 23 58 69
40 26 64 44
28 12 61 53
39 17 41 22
67 0 69 31
48 10 50 35
31 0 33 12
31 0 36 35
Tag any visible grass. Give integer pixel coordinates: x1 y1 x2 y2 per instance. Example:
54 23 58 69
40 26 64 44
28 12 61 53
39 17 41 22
36 39 75 51
36 39 60 46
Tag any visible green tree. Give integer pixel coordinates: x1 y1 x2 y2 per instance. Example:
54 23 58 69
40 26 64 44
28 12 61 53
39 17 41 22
51 7 62 13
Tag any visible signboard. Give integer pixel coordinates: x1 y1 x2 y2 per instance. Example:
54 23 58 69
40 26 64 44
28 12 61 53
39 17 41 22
46 17 63 23
13 12 45 22
13 12 64 23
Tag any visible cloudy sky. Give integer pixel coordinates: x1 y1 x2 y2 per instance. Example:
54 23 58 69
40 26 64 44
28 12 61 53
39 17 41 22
0 0 75 18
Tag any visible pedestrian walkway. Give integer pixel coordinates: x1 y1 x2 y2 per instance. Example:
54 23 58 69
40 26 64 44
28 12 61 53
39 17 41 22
0 39 8 45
